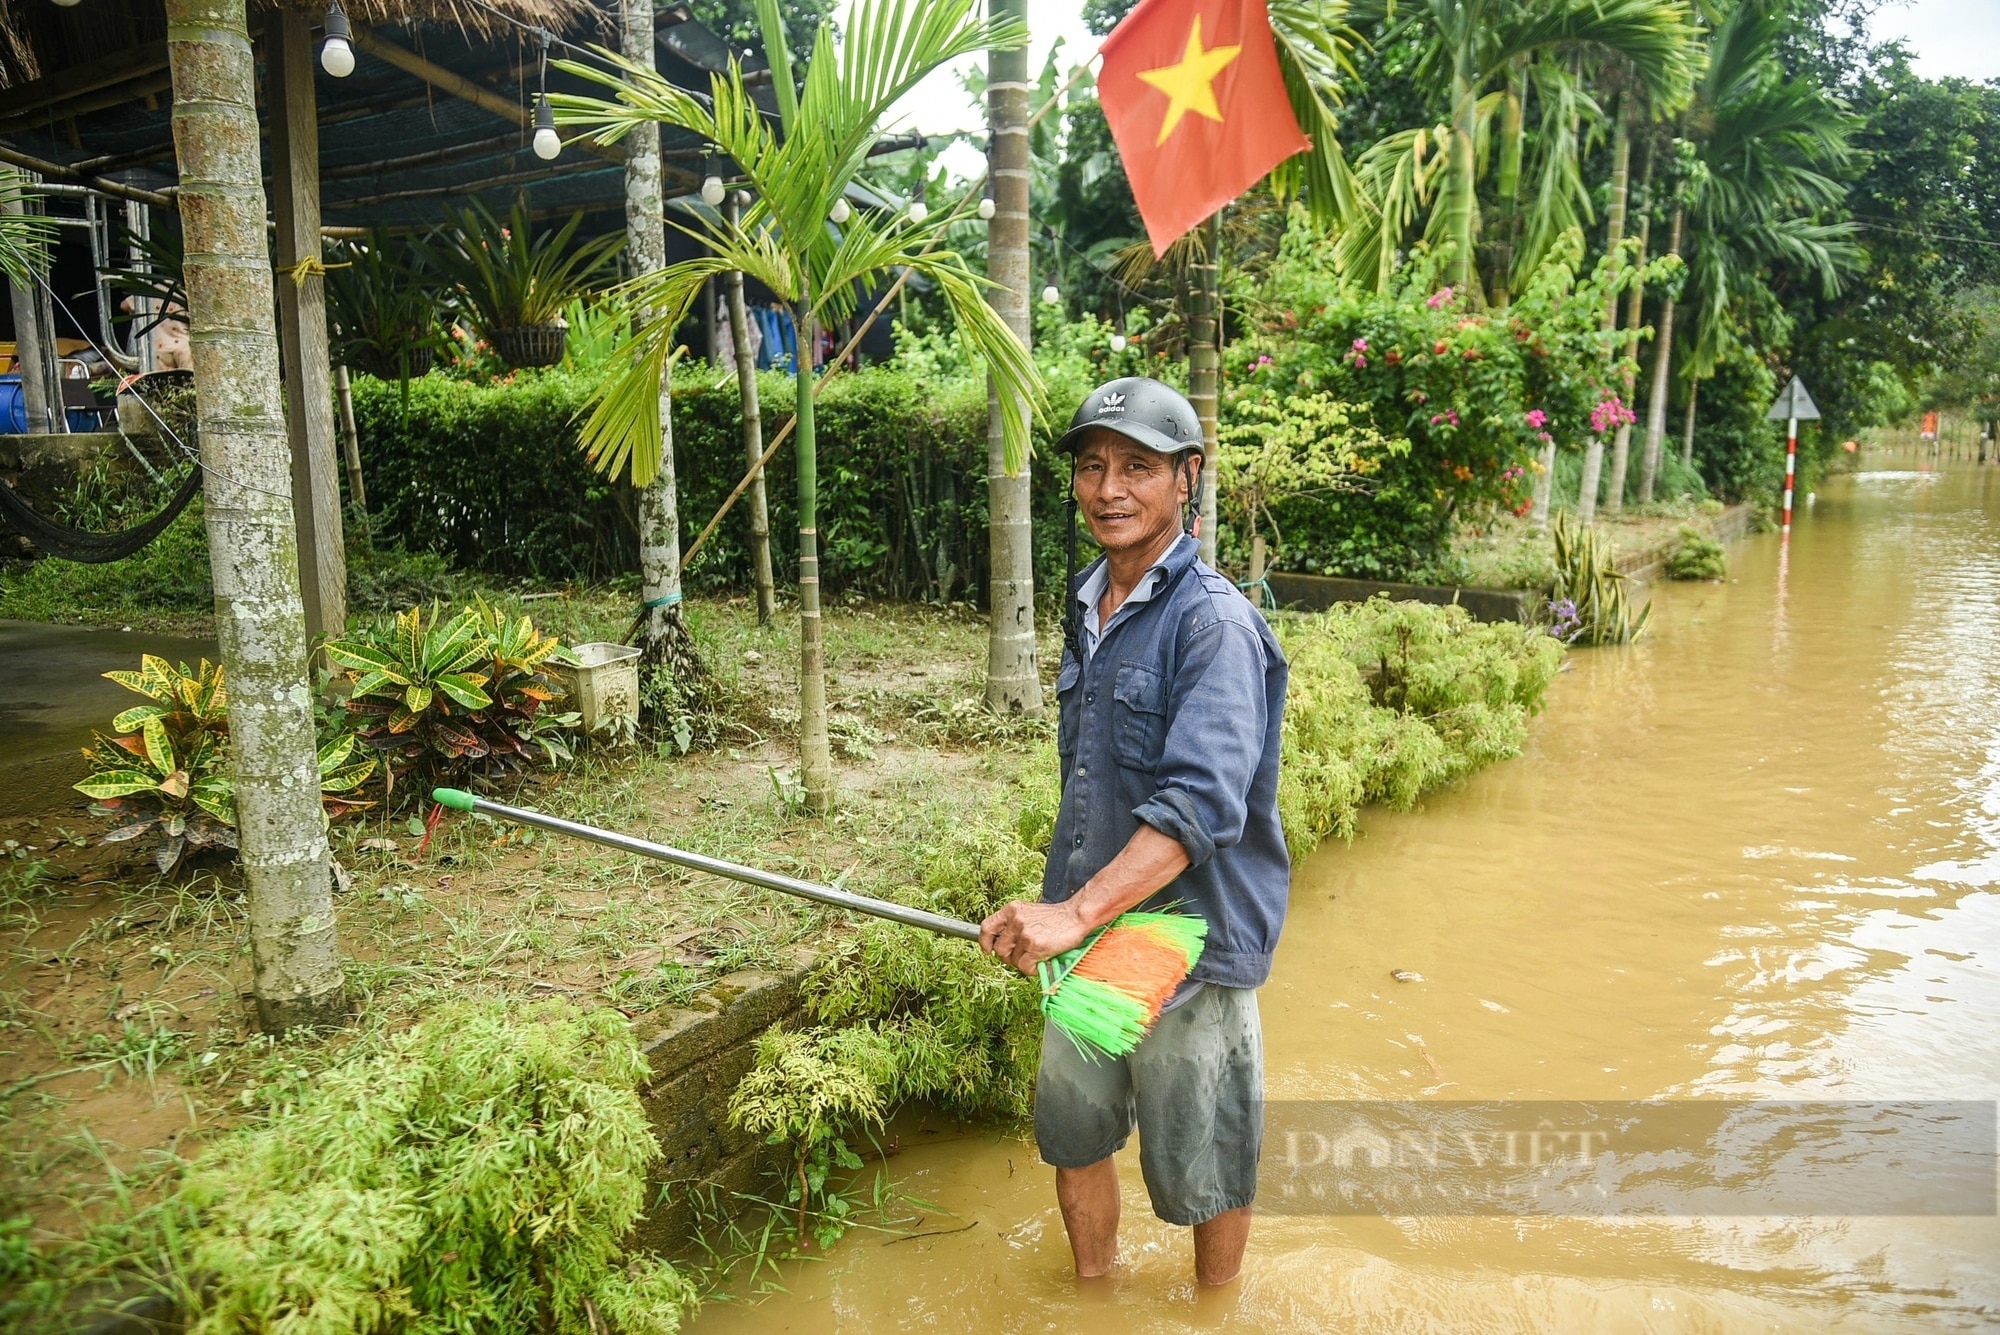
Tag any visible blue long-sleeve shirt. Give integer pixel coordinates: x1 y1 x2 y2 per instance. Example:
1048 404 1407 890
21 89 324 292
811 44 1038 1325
1043 533 1291 988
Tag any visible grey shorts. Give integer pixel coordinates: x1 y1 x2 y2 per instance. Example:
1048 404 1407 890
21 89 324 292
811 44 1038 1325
1034 983 1263 1226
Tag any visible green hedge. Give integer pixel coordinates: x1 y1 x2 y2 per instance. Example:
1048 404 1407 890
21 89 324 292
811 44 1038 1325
351 367 1078 598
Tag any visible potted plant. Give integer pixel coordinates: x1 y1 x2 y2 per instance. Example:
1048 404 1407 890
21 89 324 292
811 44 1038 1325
427 201 622 369
325 231 450 383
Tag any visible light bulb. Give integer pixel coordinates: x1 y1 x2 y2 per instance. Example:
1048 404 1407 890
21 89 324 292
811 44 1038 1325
977 197 996 221
701 175 726 207
829 197 851 224
51 0 81 8
1109 333 1127 353
532 97 560 161
907 200 928 224
1041 284 1060 305
320 36 354 75
320 1 354 75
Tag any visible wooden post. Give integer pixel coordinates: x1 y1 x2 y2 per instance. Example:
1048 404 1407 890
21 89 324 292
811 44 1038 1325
1 167 54 433
268 11 346 642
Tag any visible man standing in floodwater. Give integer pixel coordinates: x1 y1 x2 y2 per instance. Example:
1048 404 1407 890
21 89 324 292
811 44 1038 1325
979 377 1290 1286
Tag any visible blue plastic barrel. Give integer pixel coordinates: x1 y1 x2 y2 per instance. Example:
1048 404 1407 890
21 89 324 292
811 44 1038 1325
0 375 26 433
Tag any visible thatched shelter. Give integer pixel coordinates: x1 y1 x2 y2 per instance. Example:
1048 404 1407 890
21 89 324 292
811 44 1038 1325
0 0 764 639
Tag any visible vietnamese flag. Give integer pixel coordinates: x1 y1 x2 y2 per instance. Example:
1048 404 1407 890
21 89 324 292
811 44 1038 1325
1098 0 1311 256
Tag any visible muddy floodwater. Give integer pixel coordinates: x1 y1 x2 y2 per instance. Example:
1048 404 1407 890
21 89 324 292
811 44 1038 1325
696 459 2000 1333
0 620 216 820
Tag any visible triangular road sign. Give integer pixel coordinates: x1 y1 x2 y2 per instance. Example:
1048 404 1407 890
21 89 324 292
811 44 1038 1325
1765 376 1821 421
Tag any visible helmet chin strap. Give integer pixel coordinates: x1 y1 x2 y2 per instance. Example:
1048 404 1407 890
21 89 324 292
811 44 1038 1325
1181 452 1202 538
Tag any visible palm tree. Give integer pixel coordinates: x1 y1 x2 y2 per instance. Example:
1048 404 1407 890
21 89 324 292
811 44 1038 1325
618 0 709 708
555 0 1042 813
1335 0 1697 302
984 0 1042 719
1637 0 1859 500
165 0 345 1032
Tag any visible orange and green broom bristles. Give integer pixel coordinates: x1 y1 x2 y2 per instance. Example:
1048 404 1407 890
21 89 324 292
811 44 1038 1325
1038 911 1208 1058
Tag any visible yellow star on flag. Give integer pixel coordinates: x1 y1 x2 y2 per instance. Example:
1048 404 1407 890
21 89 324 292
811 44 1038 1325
1136 15 1242 145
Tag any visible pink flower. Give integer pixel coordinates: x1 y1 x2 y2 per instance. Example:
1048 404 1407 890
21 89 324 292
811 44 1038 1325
1589 395 1636 434
1352 338 1369 353
1427 287 1454 309
1525 409 1547 429
1537 431 1553 444
1353 354 1368 368
1412 390 1428 404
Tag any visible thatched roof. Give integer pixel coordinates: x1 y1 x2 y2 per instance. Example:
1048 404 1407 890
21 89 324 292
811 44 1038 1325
0 0 602 90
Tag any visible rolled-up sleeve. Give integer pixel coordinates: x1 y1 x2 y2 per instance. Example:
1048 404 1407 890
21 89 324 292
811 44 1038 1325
1131 618 1269 869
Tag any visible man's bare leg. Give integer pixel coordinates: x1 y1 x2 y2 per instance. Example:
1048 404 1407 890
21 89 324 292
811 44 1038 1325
1055 1160 1120 1277
1192 1205 1252 1286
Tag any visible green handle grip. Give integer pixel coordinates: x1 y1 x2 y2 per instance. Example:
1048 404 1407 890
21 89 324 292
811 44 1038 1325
432 788 477 812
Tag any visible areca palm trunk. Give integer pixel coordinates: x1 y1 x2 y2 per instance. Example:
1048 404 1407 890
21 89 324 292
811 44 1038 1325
1447 70 1479 295
1487 60 1527 309
795 289 834 811
167 0 342 1033
723 193 775 624
1681 375 1699 466
1604 167 1651 513
982 0 1042 717
1637 205 1684 504
1189 212 1222 562
622 0 707 707
1577 98 1633 525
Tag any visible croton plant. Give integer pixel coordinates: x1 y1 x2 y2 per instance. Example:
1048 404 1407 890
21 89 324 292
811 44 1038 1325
76 656 376 873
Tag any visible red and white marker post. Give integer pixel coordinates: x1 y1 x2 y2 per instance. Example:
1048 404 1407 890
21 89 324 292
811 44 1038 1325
1765 376 1820 540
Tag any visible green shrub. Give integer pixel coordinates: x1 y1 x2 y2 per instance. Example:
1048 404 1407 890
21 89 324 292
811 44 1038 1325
179 998 694 1335
1664 525 1727 581
1273 597 1565 850
1223 226 1648 579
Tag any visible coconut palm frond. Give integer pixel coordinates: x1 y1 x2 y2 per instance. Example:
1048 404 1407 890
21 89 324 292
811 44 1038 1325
1483 0 1699 113
1513 57 1599 285
1334 124 1452 291
1266 0 1363 226
0 178 54 286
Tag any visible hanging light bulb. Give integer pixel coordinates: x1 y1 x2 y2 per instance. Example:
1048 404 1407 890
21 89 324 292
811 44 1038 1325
906 178 928 225
1109 332 1128 353
978 180 996 221
51 0 82 8
829 196 851 224
532 95 561 160
699 155 726 207
1041 280 1061 306
319 0 355 75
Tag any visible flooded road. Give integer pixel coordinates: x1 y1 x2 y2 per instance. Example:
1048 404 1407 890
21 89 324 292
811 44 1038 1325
0 620 215 818
696 457 2000 1333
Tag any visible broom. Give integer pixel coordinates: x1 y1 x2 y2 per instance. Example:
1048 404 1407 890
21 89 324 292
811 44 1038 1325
430 789 1204 1057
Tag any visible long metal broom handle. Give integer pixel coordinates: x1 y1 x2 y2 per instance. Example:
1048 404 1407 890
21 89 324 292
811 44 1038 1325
431 789 982 942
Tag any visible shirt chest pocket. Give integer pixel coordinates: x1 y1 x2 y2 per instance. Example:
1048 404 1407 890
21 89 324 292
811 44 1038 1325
1112 662 1168 772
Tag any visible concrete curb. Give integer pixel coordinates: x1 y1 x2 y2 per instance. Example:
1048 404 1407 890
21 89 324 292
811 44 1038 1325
1263 503 1758 622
